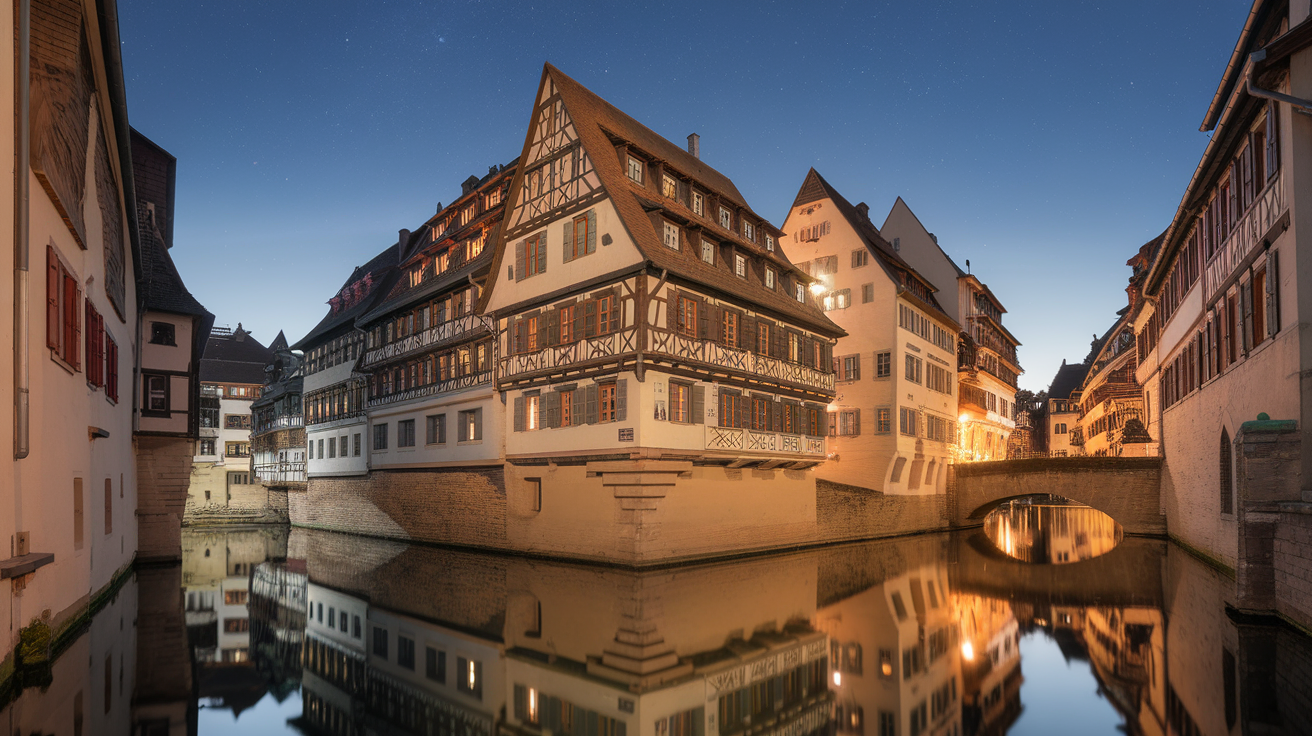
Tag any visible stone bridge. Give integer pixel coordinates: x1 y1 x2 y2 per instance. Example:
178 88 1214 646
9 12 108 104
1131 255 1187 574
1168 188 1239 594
947 456 1165 536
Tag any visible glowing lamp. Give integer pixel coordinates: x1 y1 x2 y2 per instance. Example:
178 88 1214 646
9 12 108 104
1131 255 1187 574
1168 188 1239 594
809 282 826 295
832 671 842 687
961 641 975 661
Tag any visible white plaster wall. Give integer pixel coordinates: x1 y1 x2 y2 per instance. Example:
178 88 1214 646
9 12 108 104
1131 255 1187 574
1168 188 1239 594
369 384 504 468
879 199 962 322
307 417 369 476
306 582 368 654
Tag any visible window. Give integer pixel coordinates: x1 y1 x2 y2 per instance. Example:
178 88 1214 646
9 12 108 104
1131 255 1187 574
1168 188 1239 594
789 333 800 363
765 234 774 252
328 437 337 458
524 233 546 278
328 607 335 628
742 221 755 242
143 374 169 415
876 351 891 378
199 439 216 456
224 414 251 430
831 409 860 436
721 311 738 346
862 283 874 303
765 269 775 289
398 419 416 447
904 355 922 383
398 636 416 670
677 296 698 337
427 414 446 444
663 220 680 250
670 381 694 423
752 397 771 431
627 156 644 183
1221 427 1233 514
822 289 851 311
899 407 918 436
227 472 248 486
892 237 900 251
372 627 388 659
567 212 594 261
340 435 348 457
662 174 678 199
373 423 388 451
526 394 540 430
353 615 361 638
851 250 869 268
457 657 482 699
927 364 952 394
353 433 361 456
735 254 747 278
599 383 617 423
925 414 951 443
85 303 104 387
719 391 747 429
225 442 249 457
757 322 770 354
597 294 619 334
1054 423 1067 434
696 238 715 265
719 206 732 230
795 283 806 302
875 408 892 433
459 408 483 442
692 191 704 216
426 647 446 682
146 321 175 347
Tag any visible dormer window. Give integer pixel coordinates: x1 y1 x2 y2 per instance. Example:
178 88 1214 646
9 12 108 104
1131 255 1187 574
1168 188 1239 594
461 205 475 226
692 191 705 216
765 269 776 290
735 254 747 279
765 234 774 252
795 283 806 302
485 189 502 208
662 220 680 251
662 174 678 199
627 156 644 184
743 221 755 242
719 206 732 230
701 239 715 265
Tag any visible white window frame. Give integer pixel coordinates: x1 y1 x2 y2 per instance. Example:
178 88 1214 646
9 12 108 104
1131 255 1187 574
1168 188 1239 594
627 156 644 184
719 206 732 230
701 239 715 265
765 269 776 289
662 220 680 250
765 234 774 252
692 191 705 216
734 254 747 279
743 221 755 242
662 174 678 199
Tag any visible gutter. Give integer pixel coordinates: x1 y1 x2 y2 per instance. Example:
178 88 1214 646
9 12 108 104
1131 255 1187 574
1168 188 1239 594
13 0 29 461
1246 50 1312 116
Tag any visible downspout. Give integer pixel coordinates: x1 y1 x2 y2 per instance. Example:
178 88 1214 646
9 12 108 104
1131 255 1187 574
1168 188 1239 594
636 268 668 383
13 0 30 462
1246 50 1312 116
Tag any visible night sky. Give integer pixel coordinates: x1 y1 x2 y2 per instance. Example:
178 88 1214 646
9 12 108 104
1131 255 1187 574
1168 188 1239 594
118 0 1250 393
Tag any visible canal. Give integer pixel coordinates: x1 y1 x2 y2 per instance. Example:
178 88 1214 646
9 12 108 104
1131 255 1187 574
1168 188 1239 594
4 504 1312 736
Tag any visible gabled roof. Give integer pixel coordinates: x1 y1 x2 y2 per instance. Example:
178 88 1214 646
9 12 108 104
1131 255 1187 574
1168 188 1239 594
136 201 210 318
879 196 967 278
792 169 958 331
1047 362 1091 401
201 325 274 384
489 64 843 337
291 243 401 350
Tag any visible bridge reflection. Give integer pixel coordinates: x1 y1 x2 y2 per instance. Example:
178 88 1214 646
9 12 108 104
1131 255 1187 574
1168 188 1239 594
983 498 1123 564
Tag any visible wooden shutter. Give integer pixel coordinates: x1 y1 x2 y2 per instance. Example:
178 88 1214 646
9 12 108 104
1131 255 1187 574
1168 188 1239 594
832 357 841 379
1267 249 1280 336
697 298 711 340
547 310 559 345
692 386 704 424
583 300 597 338
66 277 80 369
828 412 837 437
1266 102 1279 177
536 234 547 275
545 391 560 428
473 408 482 440
1241 282 1253 353
106 338 118 402
513 396 525 432
585 384 598 424
536 311 549 349
586 210 597 253
737 392 749 429
616 380 627 421
46 246 60 349
573 301 586 341
515 241 526 281
739 315 754 350
853 409 861 436
515 685 527 721
572 388 585 426
563 221 574 263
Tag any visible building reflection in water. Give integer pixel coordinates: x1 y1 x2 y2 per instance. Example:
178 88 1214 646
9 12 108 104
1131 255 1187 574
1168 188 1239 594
7 512 1312 735
983 497 1123 564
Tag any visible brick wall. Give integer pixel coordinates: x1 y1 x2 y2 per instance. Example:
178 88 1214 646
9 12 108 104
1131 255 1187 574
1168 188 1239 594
136 436 195 561
816 480 947 544
291 468 507 549
1273 508 1312 630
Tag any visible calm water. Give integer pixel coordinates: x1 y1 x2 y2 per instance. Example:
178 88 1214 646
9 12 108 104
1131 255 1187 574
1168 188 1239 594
4 509 1312 736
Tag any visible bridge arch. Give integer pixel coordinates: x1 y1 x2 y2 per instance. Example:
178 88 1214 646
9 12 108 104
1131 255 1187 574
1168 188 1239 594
948 456 1165 536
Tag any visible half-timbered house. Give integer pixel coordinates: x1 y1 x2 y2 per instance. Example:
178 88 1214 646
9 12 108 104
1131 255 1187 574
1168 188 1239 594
482 65 843 562
782 170 960 494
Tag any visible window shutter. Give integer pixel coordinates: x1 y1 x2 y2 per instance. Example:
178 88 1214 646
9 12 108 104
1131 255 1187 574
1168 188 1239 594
513 396 525 432
692 386 704 424
574 301 586 341
515 685 527 721
739 315 754 350
737 393 749 429
546 391 560 428
697 299 711 340
1241 282 1253 353
68 279 81 370
832 357 841 378
537 312 548 349
583 300 597 338
573 388 585 426
1267 102 1279 177
1267 250 1280 336
616 379 627 421
666 292 676 331
46 247 60 350
563 222 574 263
853 409 861 436
536 234 547 274
547 310 559 345
473 408 483 440
515 241 526 282
585 384 598 424
828 412 837 437
586 210 597 253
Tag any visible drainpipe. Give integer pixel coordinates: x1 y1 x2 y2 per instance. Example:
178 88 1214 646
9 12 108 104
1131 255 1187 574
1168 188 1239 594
13 0 30 462
1247 50 1312 116
636 269 668 383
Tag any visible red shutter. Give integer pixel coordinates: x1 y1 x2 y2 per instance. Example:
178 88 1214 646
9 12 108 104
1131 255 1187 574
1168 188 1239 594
106 338 118 401
47 247 60 349
63 275 81 369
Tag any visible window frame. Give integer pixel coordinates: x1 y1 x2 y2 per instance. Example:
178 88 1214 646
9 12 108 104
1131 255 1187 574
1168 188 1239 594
143 373 170 416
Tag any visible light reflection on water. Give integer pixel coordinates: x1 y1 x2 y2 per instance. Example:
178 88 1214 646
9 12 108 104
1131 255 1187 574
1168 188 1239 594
3 515 1312 736
983 498 1123 564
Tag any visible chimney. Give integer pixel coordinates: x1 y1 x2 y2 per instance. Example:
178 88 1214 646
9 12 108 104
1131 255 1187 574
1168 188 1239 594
399 228 411 250
930 233 938 244
435 201 443 214
855 202 870 222
687 133 700 160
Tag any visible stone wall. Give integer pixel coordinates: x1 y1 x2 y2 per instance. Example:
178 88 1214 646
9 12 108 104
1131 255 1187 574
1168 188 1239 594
290 468 508 549
948 456 1165 535
815 480 948 544
136 436 195 561
1273 506 1312 631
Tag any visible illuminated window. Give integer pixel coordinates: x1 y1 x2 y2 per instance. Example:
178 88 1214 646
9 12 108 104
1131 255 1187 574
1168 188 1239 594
458 657 483 699
670 382 691 423
662 174 678 199
735 254 747 278
677 296 698 337
599 383 617 423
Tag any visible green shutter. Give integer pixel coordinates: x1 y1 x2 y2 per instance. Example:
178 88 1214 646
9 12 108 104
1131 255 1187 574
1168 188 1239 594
586 210 597 253
513 396 525 432
515 241 525 282
563 221 574 263
573 387 585 426
585 384 598 424
536 234 547 275
692 386 704 424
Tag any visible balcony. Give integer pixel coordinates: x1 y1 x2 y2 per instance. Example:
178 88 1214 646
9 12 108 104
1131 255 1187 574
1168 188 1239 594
1204 173 1287 301
253 460 305 484
500 329 637 382
253 415 303 436
649 331 835 393
704 425 826 465
361 315 486 369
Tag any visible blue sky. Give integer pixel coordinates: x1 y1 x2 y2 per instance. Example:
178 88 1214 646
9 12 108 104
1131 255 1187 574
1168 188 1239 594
119 0 1250 393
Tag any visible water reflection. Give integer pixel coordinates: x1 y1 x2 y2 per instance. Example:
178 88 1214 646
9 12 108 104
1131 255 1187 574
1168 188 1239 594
6 509 1312 735
984 497 1123 564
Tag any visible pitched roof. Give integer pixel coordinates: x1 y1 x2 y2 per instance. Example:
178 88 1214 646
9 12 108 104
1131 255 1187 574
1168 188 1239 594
136 202 210 317
1047 362 1091 400
291 243 401 350
493 64 842 337
879 196 967 278
200 325 274 384
792 169 958 331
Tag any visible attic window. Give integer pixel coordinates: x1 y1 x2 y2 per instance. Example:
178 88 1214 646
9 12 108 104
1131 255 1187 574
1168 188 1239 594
150 322 176 346
662 174 678 199
796 283 806 303
701 239 715 265
627 157 644 184
765 269 776 290
485 189 502 208
742 221 755 242
765 234 774 252
461 205 475 227
719 207 732 230
662 221 680 251
692 191 705 217
735 254 747 279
